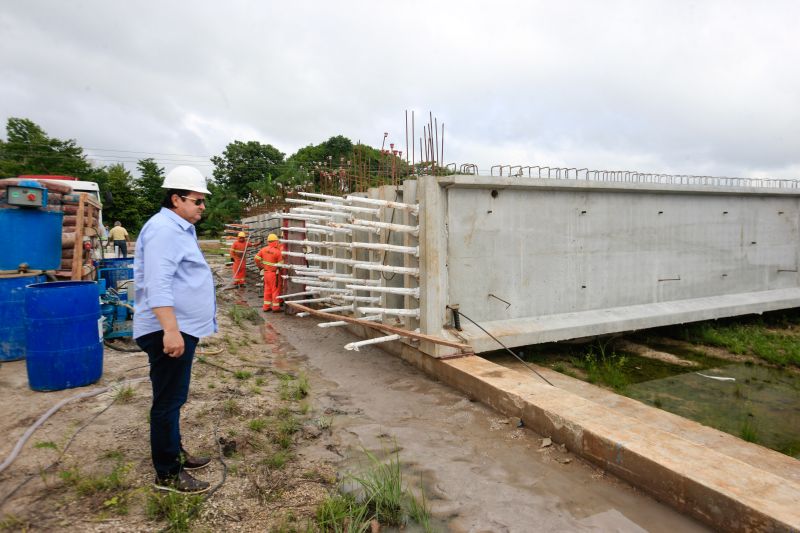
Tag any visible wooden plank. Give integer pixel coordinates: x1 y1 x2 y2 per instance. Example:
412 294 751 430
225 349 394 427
286 302 473 352
70 193 86 280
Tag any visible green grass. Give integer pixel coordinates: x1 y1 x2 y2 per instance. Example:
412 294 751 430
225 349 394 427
685 322 800 366
33 441 58 450
222 399 241 417
314 449 435 532
59 461 132 496
255 376 265 386
279 373 310 401
740 417 760 443
228 304 262 328
114 386 135 403
262 450 292 469
315 493 371 533
248 418 267 432
0 514 29 532
234 370 253 380
576 343 629 392
146 491 205 533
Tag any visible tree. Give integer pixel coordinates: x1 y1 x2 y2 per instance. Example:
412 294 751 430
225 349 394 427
102 164 144 232
197 180 241 235
211 140 285 198
0 117 95 179
135 158 165 217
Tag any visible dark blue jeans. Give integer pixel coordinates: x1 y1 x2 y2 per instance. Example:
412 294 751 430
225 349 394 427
136 330 198 477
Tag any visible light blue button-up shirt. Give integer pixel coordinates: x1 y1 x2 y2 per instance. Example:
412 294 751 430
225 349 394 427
133 208 218 339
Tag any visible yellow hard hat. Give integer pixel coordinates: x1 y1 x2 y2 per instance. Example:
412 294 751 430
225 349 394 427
268 233 279 242
237 231 246 238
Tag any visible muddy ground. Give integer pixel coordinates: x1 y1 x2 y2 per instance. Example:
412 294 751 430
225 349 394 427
0 271 710 532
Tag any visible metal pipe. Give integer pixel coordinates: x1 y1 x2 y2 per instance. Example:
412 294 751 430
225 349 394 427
327 221 381 235
279 239 333 248
318 314 382 328
298 191 346 202
345 334 402 351
338 295 382 303
347 242 419 255
357 307 421 318
346 285 420 298
286 198 379 215
319 276 380 286
344 219 419 235
277 213 331 222
353 263 420 276
344 195 419 214
307 223 350 234
293 208 350 219
284 297 331 304
280 291 316 299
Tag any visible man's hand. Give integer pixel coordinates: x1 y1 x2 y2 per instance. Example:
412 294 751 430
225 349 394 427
163 329 185 357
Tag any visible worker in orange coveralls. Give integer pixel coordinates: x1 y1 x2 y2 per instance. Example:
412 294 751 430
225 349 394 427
254 233 282 312
230 231 248 287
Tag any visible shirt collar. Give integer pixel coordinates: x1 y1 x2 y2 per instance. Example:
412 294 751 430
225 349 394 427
159 207 194 232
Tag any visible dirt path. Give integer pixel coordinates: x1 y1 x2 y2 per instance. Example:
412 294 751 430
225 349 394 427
1 275 709 532
267 298 709 532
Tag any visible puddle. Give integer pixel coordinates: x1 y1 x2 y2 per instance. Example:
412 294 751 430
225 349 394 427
627 364 800 458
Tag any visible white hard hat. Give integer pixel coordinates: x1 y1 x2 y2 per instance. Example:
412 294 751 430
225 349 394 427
162 166 211 194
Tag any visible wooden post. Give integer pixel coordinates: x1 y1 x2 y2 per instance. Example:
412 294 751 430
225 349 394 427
70 193 86 280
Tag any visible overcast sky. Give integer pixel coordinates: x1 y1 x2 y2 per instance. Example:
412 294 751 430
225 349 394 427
1 1 798 180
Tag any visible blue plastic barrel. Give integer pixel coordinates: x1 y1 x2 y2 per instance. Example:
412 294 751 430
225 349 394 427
24 281 103 391
0 208 63 270
98 257 134 291
0 274 46 361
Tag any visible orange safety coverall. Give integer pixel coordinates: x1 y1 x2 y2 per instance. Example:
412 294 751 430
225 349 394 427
254 241 282 311
230 239 247 286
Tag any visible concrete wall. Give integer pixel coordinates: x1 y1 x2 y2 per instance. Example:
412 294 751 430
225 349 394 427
418 175 800 356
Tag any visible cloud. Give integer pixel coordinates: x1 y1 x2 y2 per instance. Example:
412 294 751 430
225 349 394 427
1 0 798 179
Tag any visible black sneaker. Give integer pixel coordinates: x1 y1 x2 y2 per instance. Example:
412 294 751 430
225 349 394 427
180 450 211 471
154 471 210 494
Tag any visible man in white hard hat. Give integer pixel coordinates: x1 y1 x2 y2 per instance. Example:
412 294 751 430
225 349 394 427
133 165 217 494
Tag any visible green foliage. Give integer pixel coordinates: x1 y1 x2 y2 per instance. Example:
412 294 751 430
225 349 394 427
314 449 434 532
102 164 144 231
146 491 204 532
685 322 800 366
579 343 629 392
115 386 135 403
59 460 132 496
234 370 253 381
263 450 292 469
740 417 759 443
0 118 95 180
248 418 267 432
33 441 58 450
228 304 261 327
315 493 371 533
197 180 242 235
135 158 165 217
211 140 285 198
279 374 308 401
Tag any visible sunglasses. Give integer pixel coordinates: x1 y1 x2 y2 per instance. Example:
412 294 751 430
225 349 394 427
179 195 205 206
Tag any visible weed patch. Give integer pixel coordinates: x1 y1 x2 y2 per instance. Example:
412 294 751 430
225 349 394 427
146 491 204 533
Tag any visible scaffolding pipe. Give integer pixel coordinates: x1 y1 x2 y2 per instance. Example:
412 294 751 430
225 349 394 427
319 276 380 285
346 219 419 235
327 221 381 235
357 307 421 318
284 297 331 305
307 223 350 234
298 191 346 203
293 208 350 219
337 295 382 303
345 334 402 351
345 195 419 215
353 263 420 276
347 241 419 255
279 239 334 248
280 291 315 299
318 314 382 328
347 285 420 297
277 213 331 222
286 198 379 215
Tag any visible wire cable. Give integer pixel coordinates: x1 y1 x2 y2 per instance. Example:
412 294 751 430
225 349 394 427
448 306 554 387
